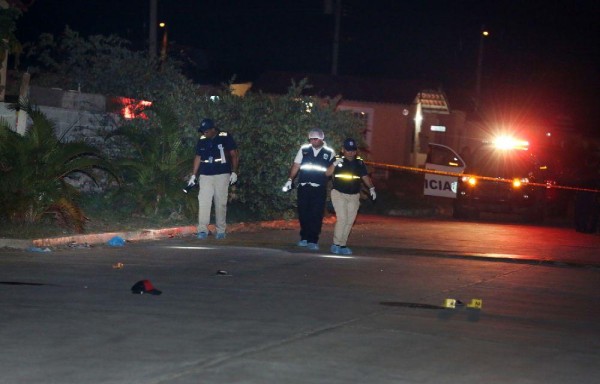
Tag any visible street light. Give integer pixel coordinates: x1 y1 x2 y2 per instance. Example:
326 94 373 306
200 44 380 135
475 27 490 111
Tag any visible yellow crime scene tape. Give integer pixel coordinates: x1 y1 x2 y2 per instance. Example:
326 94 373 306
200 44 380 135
364 161 600 194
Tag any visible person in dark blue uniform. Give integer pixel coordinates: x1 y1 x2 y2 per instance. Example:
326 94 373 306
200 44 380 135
187 118 239 239
282 128 335 250
327 138 376 255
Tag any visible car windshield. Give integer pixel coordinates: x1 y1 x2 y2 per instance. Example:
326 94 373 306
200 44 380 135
469 146 535 179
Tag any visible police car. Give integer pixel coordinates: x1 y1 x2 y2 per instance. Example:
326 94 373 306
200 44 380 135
425 137 555 222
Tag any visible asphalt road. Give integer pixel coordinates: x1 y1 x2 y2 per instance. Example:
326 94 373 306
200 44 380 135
1 216 599 383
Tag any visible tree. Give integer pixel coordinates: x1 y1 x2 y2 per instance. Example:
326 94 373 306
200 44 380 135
104 103 195 217
23 29 367 222
0 101 118 232
190 79 366 220
0 0 29 100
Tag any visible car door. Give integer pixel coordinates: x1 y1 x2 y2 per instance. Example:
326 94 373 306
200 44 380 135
424 143 466 198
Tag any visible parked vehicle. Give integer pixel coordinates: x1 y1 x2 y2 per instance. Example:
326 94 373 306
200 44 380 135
426 137 564 222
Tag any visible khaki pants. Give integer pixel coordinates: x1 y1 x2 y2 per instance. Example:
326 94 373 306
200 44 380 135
331 189 360 246
197 173 230 234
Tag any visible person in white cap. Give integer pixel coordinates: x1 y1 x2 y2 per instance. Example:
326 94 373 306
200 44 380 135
282 128 335 251
326 138 376 255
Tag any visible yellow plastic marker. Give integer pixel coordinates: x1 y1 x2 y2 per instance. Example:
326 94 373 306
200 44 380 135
443 298 456 309
467 298 482 309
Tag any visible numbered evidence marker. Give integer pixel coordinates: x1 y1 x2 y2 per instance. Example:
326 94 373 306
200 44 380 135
443 298 457 309
467 298 483 309
443 298 482 309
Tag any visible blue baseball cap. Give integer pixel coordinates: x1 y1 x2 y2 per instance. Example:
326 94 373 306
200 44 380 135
343 138 358 151
198 118 215 132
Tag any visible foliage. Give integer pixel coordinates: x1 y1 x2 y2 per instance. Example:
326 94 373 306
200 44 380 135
23 27 206 152
24 27 200 104
0 6 21 51
0 102 118 232
0 5 24 93
22 28 367 221
104 103 195 217
188 79 367 220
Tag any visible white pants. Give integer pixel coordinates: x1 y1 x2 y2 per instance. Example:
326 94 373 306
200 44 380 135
331 189 360 246
197 173 230 234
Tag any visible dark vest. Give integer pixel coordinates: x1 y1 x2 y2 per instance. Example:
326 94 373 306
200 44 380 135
332 156 367 194
298 144 334 186
195 131 236 175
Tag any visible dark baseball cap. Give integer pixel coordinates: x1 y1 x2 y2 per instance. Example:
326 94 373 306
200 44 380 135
198 118 215 132
343 138 358 151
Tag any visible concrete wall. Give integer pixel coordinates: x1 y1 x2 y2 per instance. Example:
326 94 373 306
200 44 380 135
1 86 120 143
1 102 120 143
28 86 107 112
339 100 413 166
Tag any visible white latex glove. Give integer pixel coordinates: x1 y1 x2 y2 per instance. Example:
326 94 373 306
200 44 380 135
229 172 238 185
282 179 292 192
369 187 377 200
187 174 197 186
333 158 343 167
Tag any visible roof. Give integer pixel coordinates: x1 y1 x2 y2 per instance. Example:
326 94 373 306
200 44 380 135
415 90 450 114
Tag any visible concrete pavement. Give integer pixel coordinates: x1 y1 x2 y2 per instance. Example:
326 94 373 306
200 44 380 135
2 214 598 269
1 217 599 384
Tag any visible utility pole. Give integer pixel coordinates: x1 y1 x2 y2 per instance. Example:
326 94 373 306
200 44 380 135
149 0 158 58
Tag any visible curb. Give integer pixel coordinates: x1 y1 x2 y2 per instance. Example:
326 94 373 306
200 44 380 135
0 219 304 250
32 226 199 248
0 238 34 250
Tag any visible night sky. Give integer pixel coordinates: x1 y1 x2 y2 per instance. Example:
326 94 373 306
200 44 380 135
15 0 599 131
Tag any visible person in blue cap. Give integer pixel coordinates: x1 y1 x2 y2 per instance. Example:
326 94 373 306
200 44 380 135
187 118 239 240
282 128 335 251
327 138 376 255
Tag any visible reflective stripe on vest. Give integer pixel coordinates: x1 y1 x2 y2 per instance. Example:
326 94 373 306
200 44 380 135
300 163 328 173
334 173 361 180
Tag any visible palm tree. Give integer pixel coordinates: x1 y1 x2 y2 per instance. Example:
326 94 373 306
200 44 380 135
0 101 118 232
105 103 194 216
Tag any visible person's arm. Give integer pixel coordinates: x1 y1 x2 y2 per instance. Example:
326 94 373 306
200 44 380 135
327 156 343 176
361 175 375 189
362 175 376 200
192 155 201 176
326 162 335 177
229 149 239 174
288 162 301 181
187 154 202 186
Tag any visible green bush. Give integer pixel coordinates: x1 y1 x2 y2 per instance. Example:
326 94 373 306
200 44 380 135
0 102 118 232
186 79 366 220
23 30 368 223
104 103 196 217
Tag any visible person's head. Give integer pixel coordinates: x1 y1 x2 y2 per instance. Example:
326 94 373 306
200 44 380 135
342 137 358 159
198 118 218 138
308 128 325 148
